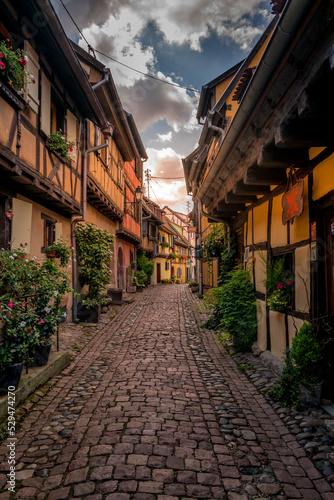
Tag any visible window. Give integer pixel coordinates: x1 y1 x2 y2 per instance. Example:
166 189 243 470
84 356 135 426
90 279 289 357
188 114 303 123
177 268 182 278
50 88 65 133
41 213 56 251
165 262 169 271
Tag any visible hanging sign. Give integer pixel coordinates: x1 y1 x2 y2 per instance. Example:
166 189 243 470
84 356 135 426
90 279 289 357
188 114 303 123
282 180 304 225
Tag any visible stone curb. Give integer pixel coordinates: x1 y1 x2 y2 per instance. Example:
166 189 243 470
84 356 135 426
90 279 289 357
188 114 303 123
0 351 69 424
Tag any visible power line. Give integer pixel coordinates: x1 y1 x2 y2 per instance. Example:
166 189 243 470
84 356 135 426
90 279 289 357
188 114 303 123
151 176 185 180
57 0 200 94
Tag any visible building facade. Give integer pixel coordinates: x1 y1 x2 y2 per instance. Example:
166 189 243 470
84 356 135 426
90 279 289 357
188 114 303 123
183 0 334 395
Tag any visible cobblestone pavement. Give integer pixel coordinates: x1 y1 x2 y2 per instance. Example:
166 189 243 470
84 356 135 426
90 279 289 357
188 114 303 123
1 285 334 499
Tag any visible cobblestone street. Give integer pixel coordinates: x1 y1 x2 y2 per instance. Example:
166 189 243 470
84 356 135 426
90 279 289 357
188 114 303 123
1 285 334 499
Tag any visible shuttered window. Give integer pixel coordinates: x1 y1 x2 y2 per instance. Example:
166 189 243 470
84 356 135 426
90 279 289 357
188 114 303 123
40 70 51 136
24 41 40 113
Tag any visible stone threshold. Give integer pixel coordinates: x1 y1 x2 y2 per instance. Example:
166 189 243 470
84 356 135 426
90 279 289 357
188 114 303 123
0 351 69 424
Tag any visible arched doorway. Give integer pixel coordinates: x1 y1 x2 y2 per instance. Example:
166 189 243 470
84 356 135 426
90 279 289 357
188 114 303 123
117 246 125 290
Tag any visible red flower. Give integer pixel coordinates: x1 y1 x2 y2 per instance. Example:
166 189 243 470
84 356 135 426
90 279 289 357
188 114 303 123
20 58 26 66
0 62 5 70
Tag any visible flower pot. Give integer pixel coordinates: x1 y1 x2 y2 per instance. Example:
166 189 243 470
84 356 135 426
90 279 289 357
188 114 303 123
300 382 322 408
77 302 101 323
0 362 24 395
31 344 51 367
191 286 199 293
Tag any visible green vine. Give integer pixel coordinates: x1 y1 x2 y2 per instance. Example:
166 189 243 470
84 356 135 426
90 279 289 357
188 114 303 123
75 222 114 309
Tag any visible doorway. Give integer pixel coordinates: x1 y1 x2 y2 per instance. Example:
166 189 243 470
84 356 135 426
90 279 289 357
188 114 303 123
157 263 161 283
117 246 124 290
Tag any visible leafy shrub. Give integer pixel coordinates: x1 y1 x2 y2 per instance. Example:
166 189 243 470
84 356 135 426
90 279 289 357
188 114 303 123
291 322 322 384
270 348 301 407
207 269 257 352
161 241 169 248
137 250 154 283
75 222 114 308
133 270 147 287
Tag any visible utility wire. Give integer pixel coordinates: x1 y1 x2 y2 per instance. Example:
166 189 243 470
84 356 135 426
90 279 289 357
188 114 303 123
57 0 200 94
151 176 185 179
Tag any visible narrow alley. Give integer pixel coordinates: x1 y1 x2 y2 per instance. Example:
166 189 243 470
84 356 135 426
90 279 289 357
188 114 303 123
0 285 333 500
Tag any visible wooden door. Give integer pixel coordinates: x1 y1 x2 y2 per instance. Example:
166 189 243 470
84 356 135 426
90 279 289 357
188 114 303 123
157 263 161 283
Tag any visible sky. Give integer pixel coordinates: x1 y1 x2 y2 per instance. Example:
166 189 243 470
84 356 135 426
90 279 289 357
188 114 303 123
51 0 273 213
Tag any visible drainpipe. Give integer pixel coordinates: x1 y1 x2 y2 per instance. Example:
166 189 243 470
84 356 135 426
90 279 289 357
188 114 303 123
71 142 109 322
207 110 225 135
92 68 109 90
197 202 203 298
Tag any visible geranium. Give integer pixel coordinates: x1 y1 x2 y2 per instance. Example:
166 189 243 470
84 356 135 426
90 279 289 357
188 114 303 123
0 248 71 368
0 40 35 91
48 130 76 161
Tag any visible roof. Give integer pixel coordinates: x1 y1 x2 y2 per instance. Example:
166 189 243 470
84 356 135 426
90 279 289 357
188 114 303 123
71 42 146 162
197 61 243 121
6 0 107 127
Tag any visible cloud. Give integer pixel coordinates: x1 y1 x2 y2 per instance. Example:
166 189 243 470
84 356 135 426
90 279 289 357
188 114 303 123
146 147 184 183
157 131 173 142
118 74 200 134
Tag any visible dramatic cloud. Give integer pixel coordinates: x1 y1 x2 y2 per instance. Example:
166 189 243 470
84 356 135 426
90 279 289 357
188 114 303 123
157 131 173 142
119 75 200 134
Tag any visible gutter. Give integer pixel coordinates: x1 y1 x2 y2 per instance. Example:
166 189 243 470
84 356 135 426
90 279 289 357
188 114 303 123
71 142 109 322
201 207 230 228
194 0 315 204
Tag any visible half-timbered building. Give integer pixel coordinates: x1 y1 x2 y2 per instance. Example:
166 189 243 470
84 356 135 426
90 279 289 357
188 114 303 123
184 0 334 396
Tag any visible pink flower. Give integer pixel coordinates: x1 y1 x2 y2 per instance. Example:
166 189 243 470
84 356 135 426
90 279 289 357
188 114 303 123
0 62 5 70
8 301 13 308
23 301 27 306
286 281 292 286
0 53 3 58
276 282 284 289
40 318 45 324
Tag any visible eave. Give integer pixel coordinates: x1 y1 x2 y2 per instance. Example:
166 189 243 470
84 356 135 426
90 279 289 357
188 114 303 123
194 0 334 219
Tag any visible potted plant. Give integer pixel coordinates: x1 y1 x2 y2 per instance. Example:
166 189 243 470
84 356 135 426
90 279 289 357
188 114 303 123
0 344 25 395
46 239 71 266
161 241 169 248
188 281 199 292
75 222 115 321
133 270 147 291
264 256 293 312
47 130 77 162
0 40 35 92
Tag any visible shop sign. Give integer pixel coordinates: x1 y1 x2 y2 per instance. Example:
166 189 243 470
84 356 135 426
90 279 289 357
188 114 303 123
282 180 304 225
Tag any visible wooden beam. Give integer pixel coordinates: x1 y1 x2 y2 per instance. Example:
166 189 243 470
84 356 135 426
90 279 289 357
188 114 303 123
233 181 271 196
258 146 308 168
244 167 286 185
225 192 258 204
216 201 245 212
274 122 328 149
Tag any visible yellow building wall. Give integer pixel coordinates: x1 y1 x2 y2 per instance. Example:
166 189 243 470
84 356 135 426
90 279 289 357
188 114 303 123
290 178 309 244
257 300 267 351
312 153 334 201
294 245 310 314
254 250 266 295
215 74 236 103
269 310 286 361
155 258 170 283
253 202 268 244
271 194 287 248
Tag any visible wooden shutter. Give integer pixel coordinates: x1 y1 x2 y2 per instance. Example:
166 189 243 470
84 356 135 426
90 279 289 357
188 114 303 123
24 41 40 113
40 70 51 136
67 110 77 143
11 198 32 253
55 223 63 242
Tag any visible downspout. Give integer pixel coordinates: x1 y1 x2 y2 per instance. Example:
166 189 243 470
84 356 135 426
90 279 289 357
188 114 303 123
71 142 109 322
207 110 225 135
197 202 203 298
92 68 109 90
201 207 230 228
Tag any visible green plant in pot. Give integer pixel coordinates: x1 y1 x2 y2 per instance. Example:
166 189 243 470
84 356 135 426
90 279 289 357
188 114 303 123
264 256 293 312
46 238 71 266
